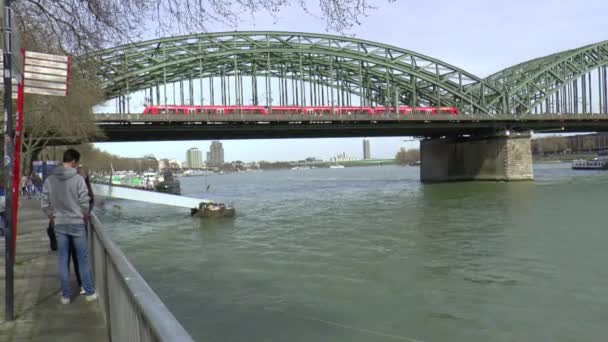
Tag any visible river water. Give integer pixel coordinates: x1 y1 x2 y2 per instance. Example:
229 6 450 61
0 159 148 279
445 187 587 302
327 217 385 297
97 164 608 342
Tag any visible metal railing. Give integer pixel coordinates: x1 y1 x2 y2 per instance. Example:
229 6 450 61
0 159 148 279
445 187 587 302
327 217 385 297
88 214 195 342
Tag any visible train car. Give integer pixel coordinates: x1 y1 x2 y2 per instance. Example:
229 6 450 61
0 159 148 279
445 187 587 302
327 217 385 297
439 106 458 115
372 107 390 115
413 107 435 114
142 105 195 115
270 106 301 115
372 106 414 115
142 106 159 115
334 106 369 115
142 105 458 116
301 107 332 116
241 106 267 115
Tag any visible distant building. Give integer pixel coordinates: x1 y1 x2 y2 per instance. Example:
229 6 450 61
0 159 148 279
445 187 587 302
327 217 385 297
159 158 169 171
207 141 224 167
186 147 203 168
363 139 371 160
159 158 181 170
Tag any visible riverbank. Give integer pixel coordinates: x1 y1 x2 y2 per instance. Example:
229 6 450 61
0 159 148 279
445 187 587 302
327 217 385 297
192 159 400 174
533 152 596 163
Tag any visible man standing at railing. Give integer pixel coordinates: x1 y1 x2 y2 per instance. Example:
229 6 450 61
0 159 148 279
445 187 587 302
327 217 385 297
41 149 98 304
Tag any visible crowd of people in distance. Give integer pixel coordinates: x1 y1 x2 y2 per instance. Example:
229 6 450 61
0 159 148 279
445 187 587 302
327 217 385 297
21 172 43 199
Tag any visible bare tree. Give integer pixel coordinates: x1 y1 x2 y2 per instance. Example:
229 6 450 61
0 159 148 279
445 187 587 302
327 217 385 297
12 0 384 53
395 147 419 165
20 67 104 171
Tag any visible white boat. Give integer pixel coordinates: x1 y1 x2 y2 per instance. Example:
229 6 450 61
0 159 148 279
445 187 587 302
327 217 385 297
181 169 207 176
572 157 608 170
329 165 345 169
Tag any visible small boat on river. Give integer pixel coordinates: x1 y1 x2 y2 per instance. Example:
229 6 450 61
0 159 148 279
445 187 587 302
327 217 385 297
572 157 608 170
190 202 236 218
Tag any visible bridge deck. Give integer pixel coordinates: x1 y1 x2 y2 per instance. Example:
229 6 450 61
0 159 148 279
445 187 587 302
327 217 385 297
0 200 108 342
95 112 608 123
93 113 608 142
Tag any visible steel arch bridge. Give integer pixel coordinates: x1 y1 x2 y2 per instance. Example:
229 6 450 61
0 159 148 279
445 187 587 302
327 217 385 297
85 31 608 117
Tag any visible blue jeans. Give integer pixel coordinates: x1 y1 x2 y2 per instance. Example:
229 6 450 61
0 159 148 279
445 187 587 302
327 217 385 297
56 225 95 298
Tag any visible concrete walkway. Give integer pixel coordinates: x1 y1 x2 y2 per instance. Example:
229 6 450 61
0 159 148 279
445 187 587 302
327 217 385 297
0 199 108 342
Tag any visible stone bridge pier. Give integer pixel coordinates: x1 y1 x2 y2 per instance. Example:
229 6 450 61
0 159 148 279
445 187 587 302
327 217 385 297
420 131 534 182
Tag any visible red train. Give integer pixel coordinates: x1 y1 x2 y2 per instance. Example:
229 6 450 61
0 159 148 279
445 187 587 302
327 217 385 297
142 105 458 116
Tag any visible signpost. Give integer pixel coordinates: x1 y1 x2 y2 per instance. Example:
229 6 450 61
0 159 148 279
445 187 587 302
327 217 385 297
8 50 69 259
2 0 71 321
2 0 16 322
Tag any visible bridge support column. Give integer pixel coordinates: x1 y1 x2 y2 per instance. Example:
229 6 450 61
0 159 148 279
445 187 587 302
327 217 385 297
420 132 533 182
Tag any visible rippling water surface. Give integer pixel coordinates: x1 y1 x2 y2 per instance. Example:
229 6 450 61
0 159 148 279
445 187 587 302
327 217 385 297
97 164 608 342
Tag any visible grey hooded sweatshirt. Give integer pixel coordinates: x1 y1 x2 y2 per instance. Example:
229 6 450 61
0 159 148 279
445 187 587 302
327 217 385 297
41 166 90 229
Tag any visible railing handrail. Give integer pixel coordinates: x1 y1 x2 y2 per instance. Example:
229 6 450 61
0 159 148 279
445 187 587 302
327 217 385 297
90 213 195 342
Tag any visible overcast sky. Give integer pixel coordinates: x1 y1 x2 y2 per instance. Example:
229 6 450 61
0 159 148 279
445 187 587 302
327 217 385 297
94 0 608 163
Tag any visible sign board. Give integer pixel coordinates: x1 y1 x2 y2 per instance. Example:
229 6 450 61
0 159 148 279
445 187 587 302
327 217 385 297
1 50 70 97
23 51 70 96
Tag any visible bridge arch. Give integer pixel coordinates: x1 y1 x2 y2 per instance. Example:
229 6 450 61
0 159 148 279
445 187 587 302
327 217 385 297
85 31 505 114
481 40 608 114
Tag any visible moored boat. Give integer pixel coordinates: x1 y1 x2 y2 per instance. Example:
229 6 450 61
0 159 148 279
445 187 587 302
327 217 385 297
155 171 181 195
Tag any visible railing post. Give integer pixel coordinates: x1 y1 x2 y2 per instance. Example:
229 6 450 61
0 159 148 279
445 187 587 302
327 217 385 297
103 248 112 341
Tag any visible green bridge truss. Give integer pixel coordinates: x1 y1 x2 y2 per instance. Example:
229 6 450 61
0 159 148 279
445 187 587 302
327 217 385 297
85 31 608 115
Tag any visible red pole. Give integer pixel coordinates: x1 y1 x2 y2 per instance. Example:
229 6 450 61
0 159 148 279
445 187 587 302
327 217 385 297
10 48 25 254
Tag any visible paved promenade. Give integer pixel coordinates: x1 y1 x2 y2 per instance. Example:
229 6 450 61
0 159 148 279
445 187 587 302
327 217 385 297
0 199 108 342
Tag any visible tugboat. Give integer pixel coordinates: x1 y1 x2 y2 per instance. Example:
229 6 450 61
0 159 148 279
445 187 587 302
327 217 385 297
155 171 182 195
572 156 608 170
190 201 236 218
